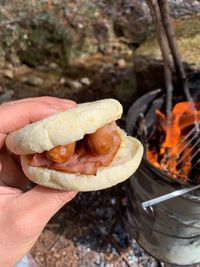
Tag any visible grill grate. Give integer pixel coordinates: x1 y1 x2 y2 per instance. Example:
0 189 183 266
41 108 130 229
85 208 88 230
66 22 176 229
160 124 200 183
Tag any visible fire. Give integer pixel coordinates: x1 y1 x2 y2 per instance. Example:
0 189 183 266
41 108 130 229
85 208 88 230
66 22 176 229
147 101 200 182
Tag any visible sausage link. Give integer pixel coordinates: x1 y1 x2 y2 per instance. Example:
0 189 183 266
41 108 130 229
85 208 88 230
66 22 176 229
46 142 76 163
86 124 114 155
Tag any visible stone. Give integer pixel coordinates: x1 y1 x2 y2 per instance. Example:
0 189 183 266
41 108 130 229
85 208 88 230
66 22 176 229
70 81 82 90
117 58 126 69
80 77 91 86
49 62 59 69
3 69 14 79
24 75 43 86
5 63 13 70
0 90 14 103
66 79 82 91
9 53 21 66
59 77 66 84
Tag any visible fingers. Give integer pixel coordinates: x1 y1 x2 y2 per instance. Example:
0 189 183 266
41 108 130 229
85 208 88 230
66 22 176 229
0 96 77 148
3 96 76 107
14 186 77 226
0 151 31 190
0 186 22 194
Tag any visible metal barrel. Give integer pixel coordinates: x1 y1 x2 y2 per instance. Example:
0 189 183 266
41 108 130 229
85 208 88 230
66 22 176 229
126 89 200 265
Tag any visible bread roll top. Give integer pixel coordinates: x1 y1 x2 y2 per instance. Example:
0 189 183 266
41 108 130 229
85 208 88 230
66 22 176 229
6 98 123 155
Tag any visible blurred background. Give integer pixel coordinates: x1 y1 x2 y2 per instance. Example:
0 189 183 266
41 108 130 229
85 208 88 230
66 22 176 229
1 1 200 266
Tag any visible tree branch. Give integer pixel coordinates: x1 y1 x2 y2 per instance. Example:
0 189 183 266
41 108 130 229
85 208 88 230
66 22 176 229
147 0 173 117
157 0 191 100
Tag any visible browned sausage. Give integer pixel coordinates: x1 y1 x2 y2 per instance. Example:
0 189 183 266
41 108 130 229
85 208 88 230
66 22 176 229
46 142 76 163
86 124 114 155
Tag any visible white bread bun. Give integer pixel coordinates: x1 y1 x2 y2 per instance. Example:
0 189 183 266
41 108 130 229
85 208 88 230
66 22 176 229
6 98 123 155
6 98 143 191
20 130 143 191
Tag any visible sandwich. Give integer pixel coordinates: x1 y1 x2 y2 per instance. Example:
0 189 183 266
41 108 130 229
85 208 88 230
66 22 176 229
6 98 143 191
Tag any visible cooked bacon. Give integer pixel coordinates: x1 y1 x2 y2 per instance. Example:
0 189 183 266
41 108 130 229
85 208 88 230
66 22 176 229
30 151 79 167
51 160 100 175
30 153 52 167
29 124 122 175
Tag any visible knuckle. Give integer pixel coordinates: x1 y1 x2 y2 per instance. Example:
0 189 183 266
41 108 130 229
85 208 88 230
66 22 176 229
54 191 76 205
55 191 69 204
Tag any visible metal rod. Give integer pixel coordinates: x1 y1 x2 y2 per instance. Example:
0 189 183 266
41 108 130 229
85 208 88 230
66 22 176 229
142 184 200 209
160 126 196 164
166 132 200 171
175 137 200 167
193 158 200 168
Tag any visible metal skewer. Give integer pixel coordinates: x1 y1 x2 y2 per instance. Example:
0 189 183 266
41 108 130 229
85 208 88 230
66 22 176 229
142 184 200 210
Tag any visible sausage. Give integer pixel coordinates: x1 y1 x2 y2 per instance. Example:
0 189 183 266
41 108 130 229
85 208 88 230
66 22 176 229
46 142 76 163
30 123 122 175
86 124 114 155
45 123 116 163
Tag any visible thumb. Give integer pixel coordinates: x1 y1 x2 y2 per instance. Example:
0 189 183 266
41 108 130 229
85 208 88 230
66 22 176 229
15 186 77 226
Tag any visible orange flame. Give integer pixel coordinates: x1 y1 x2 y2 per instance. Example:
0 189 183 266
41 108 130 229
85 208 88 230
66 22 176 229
147 101 200 181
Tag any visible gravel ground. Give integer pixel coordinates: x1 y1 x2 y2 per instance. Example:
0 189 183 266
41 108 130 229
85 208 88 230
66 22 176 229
31 184 159 267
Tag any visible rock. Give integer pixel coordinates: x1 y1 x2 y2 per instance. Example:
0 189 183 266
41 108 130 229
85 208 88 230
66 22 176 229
80 77 91 86
49 62 59 69
13 65 31 76
71 81 82 90
5 63 13 70
113 0 151 48
66 79 82 91
77 23 84 29
117 58 126 69
9 53 21 66
0 90 14 103
24 75 43 86
3 69 14 79
59 77 66 85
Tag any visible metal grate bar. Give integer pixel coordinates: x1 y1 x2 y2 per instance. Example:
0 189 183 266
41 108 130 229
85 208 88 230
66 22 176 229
160 126 197 166
172 135 200 170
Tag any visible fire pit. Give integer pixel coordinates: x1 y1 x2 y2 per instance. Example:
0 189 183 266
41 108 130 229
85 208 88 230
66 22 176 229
126 89 200 265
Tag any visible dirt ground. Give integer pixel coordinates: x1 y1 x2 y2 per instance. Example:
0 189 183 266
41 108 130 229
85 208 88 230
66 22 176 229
31 183 157 267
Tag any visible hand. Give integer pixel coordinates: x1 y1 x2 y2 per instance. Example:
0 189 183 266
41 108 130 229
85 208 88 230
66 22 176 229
0 96 77 267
